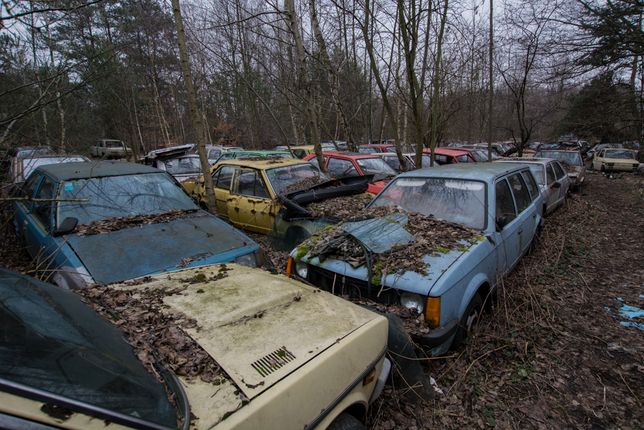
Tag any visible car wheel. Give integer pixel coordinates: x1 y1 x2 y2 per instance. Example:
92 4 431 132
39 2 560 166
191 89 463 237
600 164 605 173
327 413 366 430
453 293 483 347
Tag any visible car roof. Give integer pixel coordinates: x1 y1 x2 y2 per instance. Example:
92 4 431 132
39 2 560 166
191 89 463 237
215 157 309 169
322 151 381 159
535 149 581 154
426 147 470 156
497 157 555 166
36 161 160 181
400 162 528 181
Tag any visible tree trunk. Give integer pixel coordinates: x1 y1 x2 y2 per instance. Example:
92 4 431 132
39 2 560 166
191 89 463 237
308 0 356 151
171 0 216 213
428 0 450 162
284 0 324 170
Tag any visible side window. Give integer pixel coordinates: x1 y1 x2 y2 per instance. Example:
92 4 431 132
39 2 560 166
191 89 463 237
456 154 472 163
33 177 55 229
213 165 234 190
21 173 41 198
552 162 566 180
434 155 448 165
508 173 531 213
521 170 539 201
234 169 269 198
327 158 357 177
546 164 556 185
495 179 517 226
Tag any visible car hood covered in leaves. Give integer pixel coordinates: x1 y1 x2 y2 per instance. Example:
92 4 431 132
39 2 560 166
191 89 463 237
65 212 257 284
107 265 380 428
296 211 481 296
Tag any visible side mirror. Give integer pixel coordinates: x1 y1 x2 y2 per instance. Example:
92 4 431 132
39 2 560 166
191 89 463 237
53 217 78 237
551 181 561 189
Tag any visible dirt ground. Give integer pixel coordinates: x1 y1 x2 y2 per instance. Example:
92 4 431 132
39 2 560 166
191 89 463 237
1 172 641 429
369 172 644 429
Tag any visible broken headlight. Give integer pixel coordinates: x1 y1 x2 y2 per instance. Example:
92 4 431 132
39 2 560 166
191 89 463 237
400 292 425 315
295 262 308 279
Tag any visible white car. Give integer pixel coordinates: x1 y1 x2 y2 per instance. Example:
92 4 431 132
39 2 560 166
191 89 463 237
496 157 571 215
592 148 640 172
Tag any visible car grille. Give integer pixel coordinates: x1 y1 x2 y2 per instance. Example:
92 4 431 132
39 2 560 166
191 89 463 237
307 265 401 305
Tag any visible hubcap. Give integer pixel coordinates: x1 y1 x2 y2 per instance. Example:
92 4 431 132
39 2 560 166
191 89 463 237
466 310 479 332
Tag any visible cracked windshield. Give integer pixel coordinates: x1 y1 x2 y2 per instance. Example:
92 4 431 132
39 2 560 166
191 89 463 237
266 163 328 194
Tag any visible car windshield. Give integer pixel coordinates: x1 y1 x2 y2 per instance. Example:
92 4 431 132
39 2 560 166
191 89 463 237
266 163 328 194
370 177 487 230
536 151 583 166
57 172 198 227
163 156 201 174
356 157 397 175
0 270 177 427
604 150 636 159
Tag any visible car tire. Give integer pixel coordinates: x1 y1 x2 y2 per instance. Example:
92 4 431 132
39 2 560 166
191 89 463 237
284 226 310 248
453 293 483 348
327 413 366 430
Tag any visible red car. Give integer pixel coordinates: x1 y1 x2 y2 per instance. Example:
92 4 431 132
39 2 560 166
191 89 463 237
358 144 396 154
304 152 397 194
422 147 477 165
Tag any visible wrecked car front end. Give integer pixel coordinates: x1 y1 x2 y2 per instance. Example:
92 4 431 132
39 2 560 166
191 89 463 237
288 211 489 354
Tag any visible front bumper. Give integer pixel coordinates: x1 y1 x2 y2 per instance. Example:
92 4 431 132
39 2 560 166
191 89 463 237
603 163 639 172
410 319 458 348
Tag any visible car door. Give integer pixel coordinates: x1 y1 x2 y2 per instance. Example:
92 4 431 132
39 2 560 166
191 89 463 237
552 161 570 202
211 165 235 216
507 172 537 255
593 150 604 170
14 173 42 240
229 168 275 234
22 175 60 264
494 177 521 271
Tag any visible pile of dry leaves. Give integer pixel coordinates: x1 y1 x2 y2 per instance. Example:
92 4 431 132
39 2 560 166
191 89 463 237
79 280 226 385
75 209 197 235
302 206 479 277
307 193 373 220
280 176 327 195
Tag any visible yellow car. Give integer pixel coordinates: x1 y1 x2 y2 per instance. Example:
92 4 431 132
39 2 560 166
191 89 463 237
592 148 640 172
192 159 372 247
193 158 327 234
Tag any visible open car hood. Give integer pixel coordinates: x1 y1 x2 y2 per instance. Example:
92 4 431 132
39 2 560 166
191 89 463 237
110 265 380 427
279 175 372 219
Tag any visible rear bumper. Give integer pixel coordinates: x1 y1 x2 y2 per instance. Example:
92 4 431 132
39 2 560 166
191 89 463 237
411 319 458 348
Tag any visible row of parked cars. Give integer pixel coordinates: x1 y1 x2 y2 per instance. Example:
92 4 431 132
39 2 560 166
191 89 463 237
0 138 637 430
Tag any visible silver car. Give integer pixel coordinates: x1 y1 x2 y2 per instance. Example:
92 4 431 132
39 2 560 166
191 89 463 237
534 149 586 189
496 157 571 215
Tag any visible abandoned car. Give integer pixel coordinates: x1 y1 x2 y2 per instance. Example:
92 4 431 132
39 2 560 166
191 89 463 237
304 152 396 194
289 163 544 354
0 265 390 429
534 149 586 189
13 161 262 288
591 148 640 172
497 157 571 215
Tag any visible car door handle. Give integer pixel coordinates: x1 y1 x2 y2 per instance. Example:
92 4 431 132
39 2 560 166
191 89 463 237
518 229 523 234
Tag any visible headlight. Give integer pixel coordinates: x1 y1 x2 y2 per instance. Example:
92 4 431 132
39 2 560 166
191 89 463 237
400 293 425 315
295 261 308 278
235 253 257 268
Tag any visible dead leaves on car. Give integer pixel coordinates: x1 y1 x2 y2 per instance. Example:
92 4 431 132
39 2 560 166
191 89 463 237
75 209 198 235
79 278 226 385
307 194 374 220
302 206 479 277
280 176 327 195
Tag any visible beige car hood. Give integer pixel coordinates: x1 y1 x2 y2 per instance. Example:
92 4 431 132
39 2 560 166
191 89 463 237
113 265 379 426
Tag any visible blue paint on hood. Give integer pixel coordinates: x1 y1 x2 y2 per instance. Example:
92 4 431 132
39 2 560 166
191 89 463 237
340 213 414 253
66 213 258 284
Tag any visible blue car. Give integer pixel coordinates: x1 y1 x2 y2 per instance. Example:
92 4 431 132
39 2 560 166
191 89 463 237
14 161 262 288
289 163 544 354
